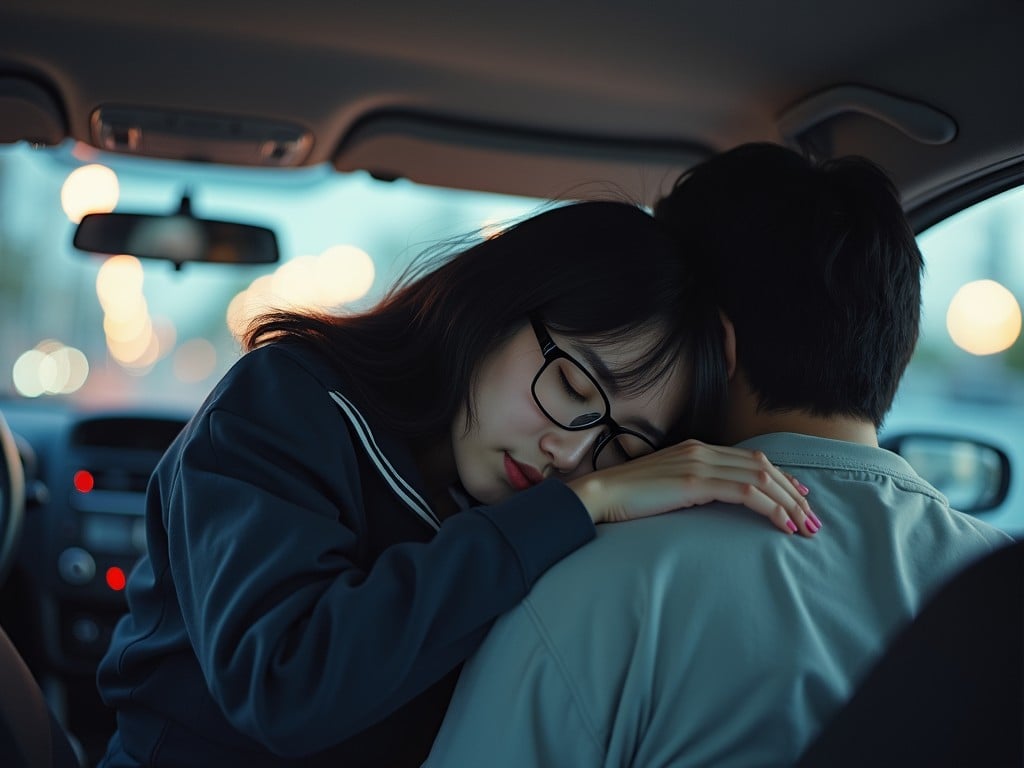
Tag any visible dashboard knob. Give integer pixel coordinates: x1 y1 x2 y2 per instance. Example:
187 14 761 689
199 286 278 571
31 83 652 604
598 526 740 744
58 547 96 585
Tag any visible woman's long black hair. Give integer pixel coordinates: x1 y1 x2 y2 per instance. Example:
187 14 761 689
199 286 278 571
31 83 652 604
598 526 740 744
244 200 727 445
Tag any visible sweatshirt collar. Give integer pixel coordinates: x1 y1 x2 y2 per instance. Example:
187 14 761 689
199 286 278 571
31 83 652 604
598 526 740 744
328 389 441 531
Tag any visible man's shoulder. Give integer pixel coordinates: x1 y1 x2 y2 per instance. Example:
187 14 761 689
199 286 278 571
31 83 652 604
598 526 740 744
939 505 1015 547
525 509 786 613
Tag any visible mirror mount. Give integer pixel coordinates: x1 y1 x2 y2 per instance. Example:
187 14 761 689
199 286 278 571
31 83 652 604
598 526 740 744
176 189 194 217
167 191 195 272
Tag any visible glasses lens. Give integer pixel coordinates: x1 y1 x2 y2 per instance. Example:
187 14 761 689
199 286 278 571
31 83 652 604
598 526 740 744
534 358 606 429
594 433 657 470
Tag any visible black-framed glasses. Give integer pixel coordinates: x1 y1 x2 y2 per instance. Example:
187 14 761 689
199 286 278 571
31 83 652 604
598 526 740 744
529 315 658 471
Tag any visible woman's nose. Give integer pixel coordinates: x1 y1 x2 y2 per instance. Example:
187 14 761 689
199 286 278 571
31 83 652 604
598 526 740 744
540 427 602 473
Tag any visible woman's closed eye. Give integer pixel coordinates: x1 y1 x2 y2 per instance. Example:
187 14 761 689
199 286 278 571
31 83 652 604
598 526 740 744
558 366 587 403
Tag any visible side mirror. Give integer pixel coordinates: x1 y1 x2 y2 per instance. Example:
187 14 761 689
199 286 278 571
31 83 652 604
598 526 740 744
73 193 279 269
881 433 1011 514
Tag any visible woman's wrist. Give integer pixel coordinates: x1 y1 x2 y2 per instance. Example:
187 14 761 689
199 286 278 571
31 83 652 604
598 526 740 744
566 475 608 525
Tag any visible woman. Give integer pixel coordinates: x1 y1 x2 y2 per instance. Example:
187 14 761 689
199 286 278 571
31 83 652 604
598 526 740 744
96 201 814 767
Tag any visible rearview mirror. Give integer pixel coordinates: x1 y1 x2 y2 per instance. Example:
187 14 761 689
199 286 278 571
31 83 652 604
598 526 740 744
881 433 1011 514
73 194 279 268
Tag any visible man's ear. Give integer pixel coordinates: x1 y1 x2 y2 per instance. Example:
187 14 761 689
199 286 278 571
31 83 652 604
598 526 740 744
719 310 737 379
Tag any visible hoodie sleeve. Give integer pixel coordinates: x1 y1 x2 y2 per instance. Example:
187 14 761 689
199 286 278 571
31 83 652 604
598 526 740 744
164 344 595 756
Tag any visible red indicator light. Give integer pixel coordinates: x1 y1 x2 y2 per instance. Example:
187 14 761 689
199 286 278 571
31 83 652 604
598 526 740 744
105 566 127 591
73 470 95 493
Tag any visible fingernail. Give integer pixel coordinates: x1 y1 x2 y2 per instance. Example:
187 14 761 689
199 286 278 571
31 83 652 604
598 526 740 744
808 511 822 528
786 520 798 533
796 480 810 496
806 518 819 534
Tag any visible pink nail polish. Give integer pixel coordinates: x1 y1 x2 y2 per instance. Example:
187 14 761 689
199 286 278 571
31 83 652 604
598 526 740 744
786 520 798 533
808 511 822 528
806 519 819 534
797 481 810 496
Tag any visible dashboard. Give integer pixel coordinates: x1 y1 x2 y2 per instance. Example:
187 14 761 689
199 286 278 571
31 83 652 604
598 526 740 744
0 399 189 757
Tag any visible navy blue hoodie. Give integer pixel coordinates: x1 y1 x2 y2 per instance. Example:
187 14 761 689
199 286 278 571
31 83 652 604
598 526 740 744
96 341 595 767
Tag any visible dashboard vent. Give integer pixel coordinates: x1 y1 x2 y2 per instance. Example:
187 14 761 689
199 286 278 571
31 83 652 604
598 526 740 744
83 468 152 494
69 417 185 453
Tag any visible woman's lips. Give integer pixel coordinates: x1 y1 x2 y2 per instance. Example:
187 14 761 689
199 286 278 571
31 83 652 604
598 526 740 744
504 453 542 491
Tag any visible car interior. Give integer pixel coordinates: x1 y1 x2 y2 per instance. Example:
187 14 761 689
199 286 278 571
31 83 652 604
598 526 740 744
1 1 1022 765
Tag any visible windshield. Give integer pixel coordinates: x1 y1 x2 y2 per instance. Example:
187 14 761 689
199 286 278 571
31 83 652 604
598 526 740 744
3 142 1023 442
0 141 545 410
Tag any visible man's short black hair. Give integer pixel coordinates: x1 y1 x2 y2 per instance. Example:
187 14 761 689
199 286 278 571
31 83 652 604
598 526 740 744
654 142 923 428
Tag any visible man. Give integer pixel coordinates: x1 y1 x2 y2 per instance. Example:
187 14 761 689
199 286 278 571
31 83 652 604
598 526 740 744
422 144 1014 767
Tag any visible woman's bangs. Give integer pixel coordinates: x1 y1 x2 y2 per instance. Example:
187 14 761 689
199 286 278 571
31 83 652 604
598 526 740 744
578 321 690 400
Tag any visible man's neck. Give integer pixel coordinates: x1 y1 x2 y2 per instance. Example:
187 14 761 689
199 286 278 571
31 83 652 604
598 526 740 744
722 376 879 447
724 409 879 447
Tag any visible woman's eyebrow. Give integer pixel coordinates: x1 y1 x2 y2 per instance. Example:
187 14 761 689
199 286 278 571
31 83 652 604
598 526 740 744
572 344 666 444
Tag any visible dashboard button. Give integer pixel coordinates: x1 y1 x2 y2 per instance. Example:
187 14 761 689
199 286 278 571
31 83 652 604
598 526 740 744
71 617 101 645
58 547 96 585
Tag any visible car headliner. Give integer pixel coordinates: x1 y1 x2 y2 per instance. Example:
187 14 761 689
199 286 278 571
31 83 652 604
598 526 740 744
1 0 1022 218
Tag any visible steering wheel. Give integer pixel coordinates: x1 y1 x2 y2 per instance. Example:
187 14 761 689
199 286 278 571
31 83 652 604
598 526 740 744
0 409 25 585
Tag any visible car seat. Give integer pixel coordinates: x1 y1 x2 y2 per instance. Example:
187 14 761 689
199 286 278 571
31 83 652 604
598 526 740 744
797 540 1024 767
0 623 82 767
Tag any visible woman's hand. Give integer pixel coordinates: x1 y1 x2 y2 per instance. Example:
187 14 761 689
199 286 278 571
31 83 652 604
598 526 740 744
566 439 820 536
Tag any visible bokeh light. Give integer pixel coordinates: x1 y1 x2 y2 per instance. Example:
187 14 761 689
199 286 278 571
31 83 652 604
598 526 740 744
61 164 120 224
12 349 47 397
173 338 218 383
226 274 277 339
314 245 375 304
11 341 90 397
946 279 1022 355
107 314 155 364
94 254 171 371
226 245 375 339
96 255 145 310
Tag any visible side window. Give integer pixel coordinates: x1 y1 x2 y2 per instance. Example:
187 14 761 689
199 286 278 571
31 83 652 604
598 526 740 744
885 185 1024 536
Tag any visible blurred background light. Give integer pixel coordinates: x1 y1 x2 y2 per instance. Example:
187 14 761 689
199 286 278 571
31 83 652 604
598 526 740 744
96 255 144 310
946 279 1022 355
173 338 218 383
11 341 90 397
61 164 120 224
226 245 375 339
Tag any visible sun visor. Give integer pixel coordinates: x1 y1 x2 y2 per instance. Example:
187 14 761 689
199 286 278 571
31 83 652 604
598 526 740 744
333 111 710 205
0 75 66 145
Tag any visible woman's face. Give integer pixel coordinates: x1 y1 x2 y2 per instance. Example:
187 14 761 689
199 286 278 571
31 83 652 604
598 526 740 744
451 321 688 505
